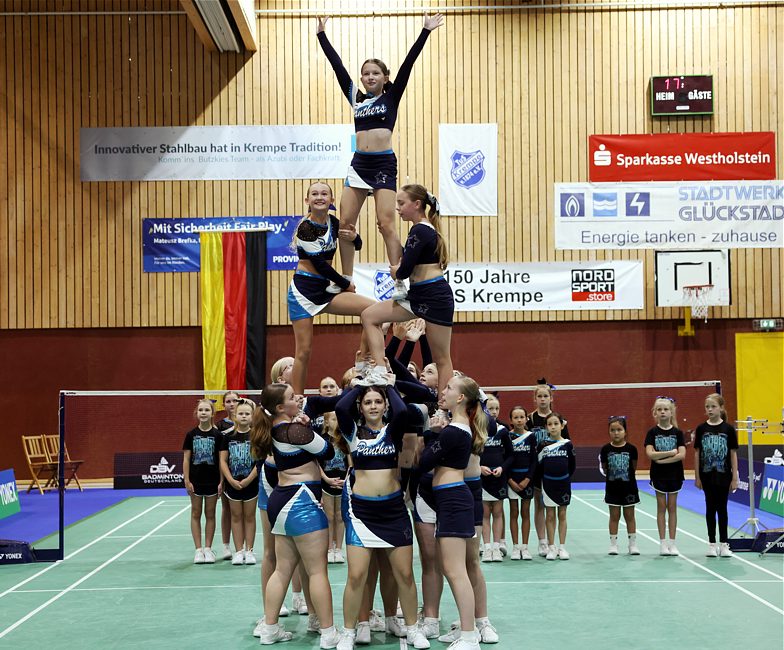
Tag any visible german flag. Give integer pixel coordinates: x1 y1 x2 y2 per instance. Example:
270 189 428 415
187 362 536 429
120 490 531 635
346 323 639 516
200 231 267 391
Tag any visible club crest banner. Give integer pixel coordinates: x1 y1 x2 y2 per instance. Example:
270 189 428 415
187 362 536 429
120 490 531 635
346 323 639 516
438 124 498 216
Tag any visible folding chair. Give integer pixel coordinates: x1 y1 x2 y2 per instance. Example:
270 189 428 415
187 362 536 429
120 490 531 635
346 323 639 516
21 435 58 494
44 434 84 491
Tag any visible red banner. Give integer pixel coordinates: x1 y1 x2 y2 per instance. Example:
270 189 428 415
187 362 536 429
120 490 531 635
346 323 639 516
589 132 776 182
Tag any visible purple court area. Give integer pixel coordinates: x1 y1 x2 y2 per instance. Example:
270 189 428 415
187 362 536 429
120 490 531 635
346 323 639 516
0 483 780 547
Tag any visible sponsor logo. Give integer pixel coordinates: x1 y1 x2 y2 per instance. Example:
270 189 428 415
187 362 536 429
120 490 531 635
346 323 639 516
0 553 23 560
593 192 618 217
593 144 612 166
571 269 616 302
373 270 394 301
150 457 175 474
450 150 486 188
560 193 585 217
761 476 784 503
764 449 783 466
0 481 19 506
624 192 651 216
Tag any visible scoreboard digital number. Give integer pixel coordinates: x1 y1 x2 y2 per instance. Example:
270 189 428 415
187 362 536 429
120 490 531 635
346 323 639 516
650 75 714 116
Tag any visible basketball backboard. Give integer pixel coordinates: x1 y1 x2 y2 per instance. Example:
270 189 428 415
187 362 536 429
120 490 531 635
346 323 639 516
654 250 731 307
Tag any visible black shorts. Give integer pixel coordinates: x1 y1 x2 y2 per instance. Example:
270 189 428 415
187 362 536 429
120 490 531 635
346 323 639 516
321 469 345 498
605 480 640 507
465 476 483 527
192 482 220 498
345 150 397 191
399 277 454 327
650 477 683 494
224 474 260 502
288 271 335 322
434 482 475 538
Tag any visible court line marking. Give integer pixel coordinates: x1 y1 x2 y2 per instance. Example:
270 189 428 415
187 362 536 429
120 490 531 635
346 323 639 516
635 500 784 581
106 534 192 538
0 500 166 601
0 504 189 639
573 495 784 616
8 578 781 594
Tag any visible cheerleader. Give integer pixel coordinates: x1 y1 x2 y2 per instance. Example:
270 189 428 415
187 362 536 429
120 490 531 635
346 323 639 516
536 413 575 560
182 399 222 564
333 380 429 650
480 396 513 562
316 14 444 299
600 416 640 555
288 182 376 396
253 384 340 648
320 411 348 564
507 406 536 560
216 390 239 561
359 184 453 396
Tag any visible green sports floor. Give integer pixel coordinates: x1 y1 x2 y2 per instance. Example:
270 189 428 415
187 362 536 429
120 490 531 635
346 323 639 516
1 491 781 649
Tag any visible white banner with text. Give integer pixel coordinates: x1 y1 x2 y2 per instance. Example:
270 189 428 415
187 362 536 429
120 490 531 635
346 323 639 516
555 180 783 250
438 124 498 216
80 125 354 181
354 261 644 311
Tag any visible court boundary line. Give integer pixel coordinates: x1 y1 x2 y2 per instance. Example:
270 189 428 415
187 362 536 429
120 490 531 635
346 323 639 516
0 504 189 639
0 500 166 601
573 494 784 616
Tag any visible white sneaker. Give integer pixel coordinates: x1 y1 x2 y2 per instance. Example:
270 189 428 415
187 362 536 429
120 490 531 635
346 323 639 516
279 603 290 617
477 620 499 643
420 617 440 639
498 540 507 557
659 542 670 556
222 543 233 560
390 280 408 301
365 367 389 386
718 542 733 557
510 545 521 560
408 625 431 649
386 616 406 638
491 548 503 562
260 623 293 645
308 615 320 633
538 541 549 557
481 546 493 563
446 635 480 650
231 551 244 565
706 543 718 557
292 593 308 615
333 548 345 563
558 547 570 560
326 283 343 295
668 542 680 556
437 624 461 644
253 617 265 638
545 545 557 561
608 543 619 555
628 542 640 555
368 611 385 632
327 548 335 564
245 549 257 565
355 622 371 645
336 629 355 650
520 547 533 561
320 626 341 649
193 548 205 564
203 547 216 563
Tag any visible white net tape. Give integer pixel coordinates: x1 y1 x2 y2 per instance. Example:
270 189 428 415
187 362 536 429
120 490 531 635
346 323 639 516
683 285 713 321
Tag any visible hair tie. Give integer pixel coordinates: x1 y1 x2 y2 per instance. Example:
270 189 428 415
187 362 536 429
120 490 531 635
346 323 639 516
263 408 272 417
426 191 440 214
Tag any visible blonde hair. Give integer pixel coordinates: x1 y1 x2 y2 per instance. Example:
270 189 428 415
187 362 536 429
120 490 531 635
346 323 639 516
269 357 294 384
454 376 488 454
705 393 728 421
651 397 677 427
193 399 216 422
400 184 448 270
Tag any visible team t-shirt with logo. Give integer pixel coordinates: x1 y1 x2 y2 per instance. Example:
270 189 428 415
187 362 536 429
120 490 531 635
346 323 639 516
694 421 738 486
644 426 685 482
220 430 254 480
182 426 221 486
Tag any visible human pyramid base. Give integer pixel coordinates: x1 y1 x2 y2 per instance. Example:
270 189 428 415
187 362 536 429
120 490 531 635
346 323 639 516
180 12 741 650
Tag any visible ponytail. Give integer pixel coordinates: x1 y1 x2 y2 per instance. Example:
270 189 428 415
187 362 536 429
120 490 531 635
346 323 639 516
250 383 288 459
453 376 488 454
400 183 449 270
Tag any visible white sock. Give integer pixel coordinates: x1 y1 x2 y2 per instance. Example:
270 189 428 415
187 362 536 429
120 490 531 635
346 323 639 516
483 543 492 552
660 538 666 545
292 591 302 599
424 617 439 625
521 544 528 550
343 274 353 283
667 538 675 545
559 544 566 550
539 538 548 546
499 538 506 546
475 617 489 626
491 542 500 551
610 535 618 544
321 625 336 636
628 534 637 542
461 630 478 641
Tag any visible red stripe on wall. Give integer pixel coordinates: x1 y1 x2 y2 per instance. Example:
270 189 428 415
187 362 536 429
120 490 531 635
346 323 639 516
222 232 248 390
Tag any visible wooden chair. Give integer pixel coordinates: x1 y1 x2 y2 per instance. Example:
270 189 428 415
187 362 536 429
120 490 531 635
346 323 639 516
44 434 84 492
21 435 58 494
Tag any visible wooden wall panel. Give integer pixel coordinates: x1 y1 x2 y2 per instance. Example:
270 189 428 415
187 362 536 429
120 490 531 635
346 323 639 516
0 0 782 329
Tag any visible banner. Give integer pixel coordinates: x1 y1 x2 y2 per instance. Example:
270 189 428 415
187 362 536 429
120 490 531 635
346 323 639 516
0 469 20 521
143 217 298 272
760 452 784 517
729 457 763 508
438 124 498 216
555 180 784 250
589 132 776 182
354 261 644 311
81 125 354 181
113 453 184 489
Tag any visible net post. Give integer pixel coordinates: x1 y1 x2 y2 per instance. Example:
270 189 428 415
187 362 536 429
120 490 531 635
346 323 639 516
57 391 65 561
745 416 758 534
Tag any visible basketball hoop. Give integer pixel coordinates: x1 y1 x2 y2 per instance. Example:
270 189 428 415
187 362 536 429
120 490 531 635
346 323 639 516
683 284 713 322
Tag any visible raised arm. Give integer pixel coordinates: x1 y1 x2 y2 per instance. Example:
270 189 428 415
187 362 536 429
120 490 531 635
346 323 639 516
385 384 408 443
387 14 443 102
336 385 363 442
316 17 354 103
304 394 342 419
